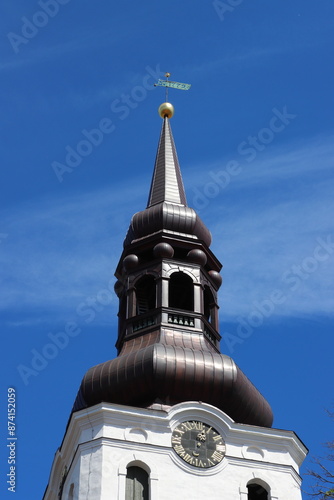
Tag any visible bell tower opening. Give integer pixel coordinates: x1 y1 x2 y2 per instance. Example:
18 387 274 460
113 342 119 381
135 275 156 315
203 285 216 325
169 272 194 311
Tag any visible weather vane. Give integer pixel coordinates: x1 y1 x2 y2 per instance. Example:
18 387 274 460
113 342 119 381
154 72 191 101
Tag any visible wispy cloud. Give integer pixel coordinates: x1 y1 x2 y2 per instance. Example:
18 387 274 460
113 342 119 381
1 28 125 72
1 134 333 328
185 134 334 319
0 181 145 325
178 39 318 83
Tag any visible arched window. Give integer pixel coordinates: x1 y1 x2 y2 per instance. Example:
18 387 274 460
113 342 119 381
247 483 269 500
203 285 215 324
125 466 149 500
135 275 156 315
169 272 194 311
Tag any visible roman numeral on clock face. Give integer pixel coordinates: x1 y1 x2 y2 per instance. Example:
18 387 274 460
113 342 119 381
210 450 224 463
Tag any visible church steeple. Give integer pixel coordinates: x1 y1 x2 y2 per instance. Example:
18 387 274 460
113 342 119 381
44 99 307 500
72 103 273 429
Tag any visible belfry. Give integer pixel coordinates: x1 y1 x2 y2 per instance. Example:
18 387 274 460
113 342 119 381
44 101 307 500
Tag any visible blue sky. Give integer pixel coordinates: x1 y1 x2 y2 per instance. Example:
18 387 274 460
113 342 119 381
1 1 333 498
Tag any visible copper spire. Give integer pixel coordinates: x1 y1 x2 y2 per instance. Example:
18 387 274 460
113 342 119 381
147 112 187 208
123 103 211 248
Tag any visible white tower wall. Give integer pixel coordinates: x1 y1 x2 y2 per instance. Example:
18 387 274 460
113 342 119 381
44 401 307 500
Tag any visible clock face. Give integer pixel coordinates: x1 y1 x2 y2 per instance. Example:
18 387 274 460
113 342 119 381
171 420 225 468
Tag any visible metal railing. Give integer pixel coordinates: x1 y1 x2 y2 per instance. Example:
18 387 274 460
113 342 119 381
167 313 195 327
132 314 157 332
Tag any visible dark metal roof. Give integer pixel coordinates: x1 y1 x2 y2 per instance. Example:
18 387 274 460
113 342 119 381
147 116 187 207
72 334 273 428
124 202 212 248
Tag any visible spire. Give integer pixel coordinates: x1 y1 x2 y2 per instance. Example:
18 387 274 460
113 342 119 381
123 102 212 248
147 104 187 207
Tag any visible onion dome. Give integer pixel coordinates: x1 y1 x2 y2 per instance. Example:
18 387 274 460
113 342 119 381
73 343 273 428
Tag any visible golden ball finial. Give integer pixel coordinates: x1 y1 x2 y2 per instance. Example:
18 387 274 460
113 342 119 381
158 102 174 119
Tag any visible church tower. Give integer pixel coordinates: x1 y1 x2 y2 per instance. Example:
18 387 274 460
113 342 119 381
44 101 307 500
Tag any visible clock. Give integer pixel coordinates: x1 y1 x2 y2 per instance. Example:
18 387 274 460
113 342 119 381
171 420 225 468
